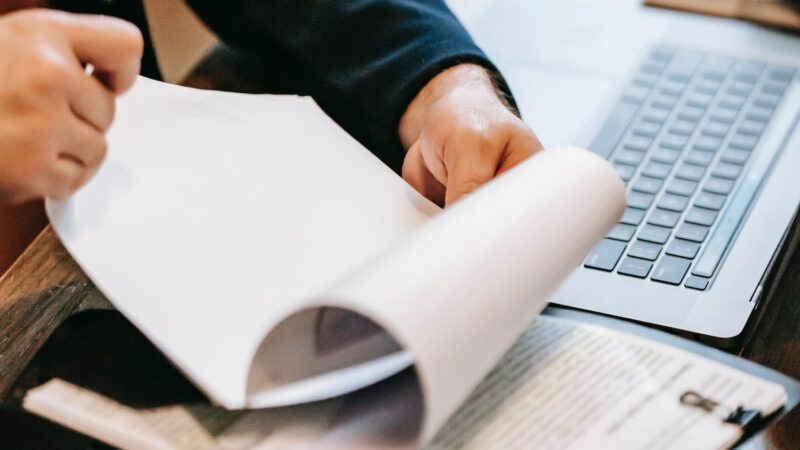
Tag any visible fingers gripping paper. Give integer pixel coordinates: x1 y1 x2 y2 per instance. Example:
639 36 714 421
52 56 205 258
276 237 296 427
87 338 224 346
46 78 625 445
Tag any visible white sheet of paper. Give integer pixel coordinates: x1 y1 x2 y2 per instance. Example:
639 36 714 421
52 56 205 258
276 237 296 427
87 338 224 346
430 317 787 450
46 78 626 438
47 78 440 407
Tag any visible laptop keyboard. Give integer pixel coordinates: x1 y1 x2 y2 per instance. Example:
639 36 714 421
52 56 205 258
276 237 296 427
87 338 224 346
583 45 798 290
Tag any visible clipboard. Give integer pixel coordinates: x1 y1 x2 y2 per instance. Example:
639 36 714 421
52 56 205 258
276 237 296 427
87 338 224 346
544 306 800 446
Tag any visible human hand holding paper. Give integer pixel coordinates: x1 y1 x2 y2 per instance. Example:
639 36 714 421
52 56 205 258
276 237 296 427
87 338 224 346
0 9 142 204
400 64 542 206
400 64 543 206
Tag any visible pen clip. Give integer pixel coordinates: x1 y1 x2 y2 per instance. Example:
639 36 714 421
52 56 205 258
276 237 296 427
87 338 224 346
680 390 764 435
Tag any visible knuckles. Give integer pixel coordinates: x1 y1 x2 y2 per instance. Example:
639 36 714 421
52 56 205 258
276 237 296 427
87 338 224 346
2 9 51 32
452 122 494 144
25 54 73 97
117 20 145 58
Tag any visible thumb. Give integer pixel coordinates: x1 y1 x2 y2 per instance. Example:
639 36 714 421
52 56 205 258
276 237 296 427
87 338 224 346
403 141 446 206
497 130 541 175
58 13 144 94
444 142 498 207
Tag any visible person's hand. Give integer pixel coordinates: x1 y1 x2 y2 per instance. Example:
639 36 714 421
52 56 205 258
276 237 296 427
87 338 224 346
399 64 543 207
0 9 143 204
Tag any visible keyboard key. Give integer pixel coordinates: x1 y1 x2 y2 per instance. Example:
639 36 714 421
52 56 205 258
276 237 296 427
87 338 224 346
738 120 766 136
639 224 672 244
676 223 710 242
726 82 753 97
685 276 710 290
613 163 636 181
632 176 663 194
652 255 691 285
622 85 650 104
732 59 766 77
659 134 689 150
701 71 725 83
633 120 661 138
589 102 639 159
652 148 682 164
695 80 720 95
651 95 678 110
702 122 729 138
659 81 685 97
704 177 735 195
685 207 718 226
745 108 772 123
733 72 758 84
648 208 681 228
666 50 703 80
721 148 751 165
719 96 746 110
615 149 646 166
617 257 653 278
607 223 637 242
675 163 706 181
657 193 690 212
684 150 715 167
732 60 764 81
627 240 662 261
729 134 758 150
711 162 742 180
703 55 734 74
669 120 697 136
686 93 713 108
624 136 654 151
667 178 698 196
767 66 795 82
678 106 705 122
641 62 666 75
639 68 665 82
650 46 675 62
693 135 722 152
628 191 655 209
710 108 738 124
642 161 672 179
753 95 781 109
584 239 627 271
666 239 701 259
762 82 788 96
621 207 646 226
695 192 727 210
641 107 669 123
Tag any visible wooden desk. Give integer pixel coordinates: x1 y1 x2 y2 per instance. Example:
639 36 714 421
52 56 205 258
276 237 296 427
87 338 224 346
0 46 799 448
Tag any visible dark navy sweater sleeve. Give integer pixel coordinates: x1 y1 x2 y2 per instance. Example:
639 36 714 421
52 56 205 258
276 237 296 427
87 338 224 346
52 0 513 171
185 0 512 171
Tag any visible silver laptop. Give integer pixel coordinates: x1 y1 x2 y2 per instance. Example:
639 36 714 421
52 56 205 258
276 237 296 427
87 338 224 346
452 0 800 344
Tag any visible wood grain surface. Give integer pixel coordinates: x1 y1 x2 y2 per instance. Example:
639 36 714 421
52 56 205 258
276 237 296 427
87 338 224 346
0 227 109 399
